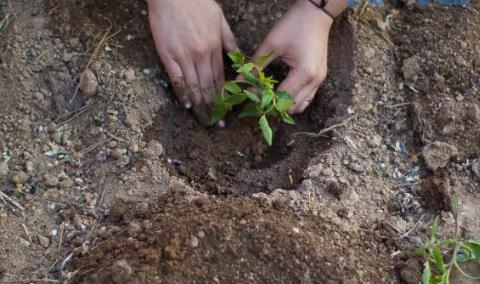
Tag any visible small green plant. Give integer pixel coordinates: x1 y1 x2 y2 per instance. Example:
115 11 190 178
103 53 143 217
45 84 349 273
418 197 480 284
209 51 296 146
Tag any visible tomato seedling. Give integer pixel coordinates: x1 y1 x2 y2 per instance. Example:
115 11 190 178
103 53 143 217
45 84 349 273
419 197 480 284
210 51 296 146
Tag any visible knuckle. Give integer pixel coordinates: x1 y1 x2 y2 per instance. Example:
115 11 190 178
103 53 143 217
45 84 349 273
192 44 210 58
302 66 318 80
171 76 185 89
318 69 328 82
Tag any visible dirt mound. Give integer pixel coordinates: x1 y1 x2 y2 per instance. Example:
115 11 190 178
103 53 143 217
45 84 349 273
392 5 480 161
71 195 396 283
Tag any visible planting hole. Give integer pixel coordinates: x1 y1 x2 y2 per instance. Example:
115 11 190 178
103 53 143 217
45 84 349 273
146 21 354 195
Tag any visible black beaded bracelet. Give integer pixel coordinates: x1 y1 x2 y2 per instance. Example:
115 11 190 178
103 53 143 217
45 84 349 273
308 0 336 20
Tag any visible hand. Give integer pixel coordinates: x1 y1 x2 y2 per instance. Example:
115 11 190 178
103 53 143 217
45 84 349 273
147 0 237 125
252 0 334 115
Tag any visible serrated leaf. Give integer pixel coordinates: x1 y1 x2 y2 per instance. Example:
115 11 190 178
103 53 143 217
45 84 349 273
422 262 432 284
261 89 274 108
237 63 254 75
225 93 247 106
432 247 445 273
224 81 242 94
259 115 273 146
244 90 260 103
238 102 258 118
281 112 295 125
228 51 245 65
275 91 295 112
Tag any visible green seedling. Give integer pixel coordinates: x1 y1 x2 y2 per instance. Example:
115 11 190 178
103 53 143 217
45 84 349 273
210 51 296 146
418 197 480 284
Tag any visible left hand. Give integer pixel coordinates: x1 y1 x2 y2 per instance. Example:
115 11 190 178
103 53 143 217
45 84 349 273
252 0 334 115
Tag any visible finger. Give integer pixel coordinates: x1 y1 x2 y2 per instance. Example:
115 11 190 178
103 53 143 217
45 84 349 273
221 17 238 52
179 60 210 126
276 68 311 114
195 59 216 107
291 83 320 114
162 56 191 109
212 48 227 128
211 48 224 97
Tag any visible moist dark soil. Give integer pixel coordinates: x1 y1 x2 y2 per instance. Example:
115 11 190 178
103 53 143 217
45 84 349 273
71 194 396 284
145 102 330 195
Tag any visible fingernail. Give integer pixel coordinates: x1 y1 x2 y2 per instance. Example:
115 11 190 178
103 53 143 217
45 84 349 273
184 102 192 109
217 120 226 128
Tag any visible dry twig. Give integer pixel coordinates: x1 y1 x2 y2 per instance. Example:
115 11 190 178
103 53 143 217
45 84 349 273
293 116 357 138
77 138 112 157
0 191 25 211
399 213 425 239
6 0 17 19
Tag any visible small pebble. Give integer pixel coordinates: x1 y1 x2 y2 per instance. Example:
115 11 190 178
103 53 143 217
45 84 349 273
37 234 50 248
0 161 9 180
79 69 98 96
191 235 199 248
10 170 29 185
44 174 59 187
197 231 205 238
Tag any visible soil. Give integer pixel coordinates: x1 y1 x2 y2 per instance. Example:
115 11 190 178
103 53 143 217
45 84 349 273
72 194 396 283
0 0 479 283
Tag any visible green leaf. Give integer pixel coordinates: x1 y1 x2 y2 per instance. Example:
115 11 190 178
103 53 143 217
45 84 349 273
210 103 227 125
450 194 458 210
237 63 254 75
466 241 480 261
432 247 445 273
256 51 274 68
244 72 259 84
261 89 274 108
275 91 295 112
259 115 273 146
431 218 439 242
238 102 258 118
281 112 295 125
228 51 245 65
422 262 432 284
224 81 242 94
225 93 247 106
456 250 474 263
244 90 260 103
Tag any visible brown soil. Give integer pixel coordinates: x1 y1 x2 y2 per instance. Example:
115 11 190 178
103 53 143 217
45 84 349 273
71 194 396 283
0 0 479 283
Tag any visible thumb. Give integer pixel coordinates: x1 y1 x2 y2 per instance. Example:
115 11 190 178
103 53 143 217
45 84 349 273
221 17 238 52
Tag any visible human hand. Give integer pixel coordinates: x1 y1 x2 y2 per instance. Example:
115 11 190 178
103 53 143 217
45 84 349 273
147 0 238 125
252 0 334 115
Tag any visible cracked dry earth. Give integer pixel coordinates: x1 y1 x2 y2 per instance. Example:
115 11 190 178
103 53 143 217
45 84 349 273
0 0 479 283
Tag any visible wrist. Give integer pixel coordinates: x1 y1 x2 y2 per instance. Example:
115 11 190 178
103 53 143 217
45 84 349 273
306 0 348 19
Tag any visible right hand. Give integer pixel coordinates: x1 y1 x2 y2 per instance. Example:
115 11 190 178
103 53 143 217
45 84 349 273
147 0 238 126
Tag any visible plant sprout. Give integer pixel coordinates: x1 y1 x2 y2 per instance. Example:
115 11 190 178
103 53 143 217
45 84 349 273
419 197 480 284
210 51 296 146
